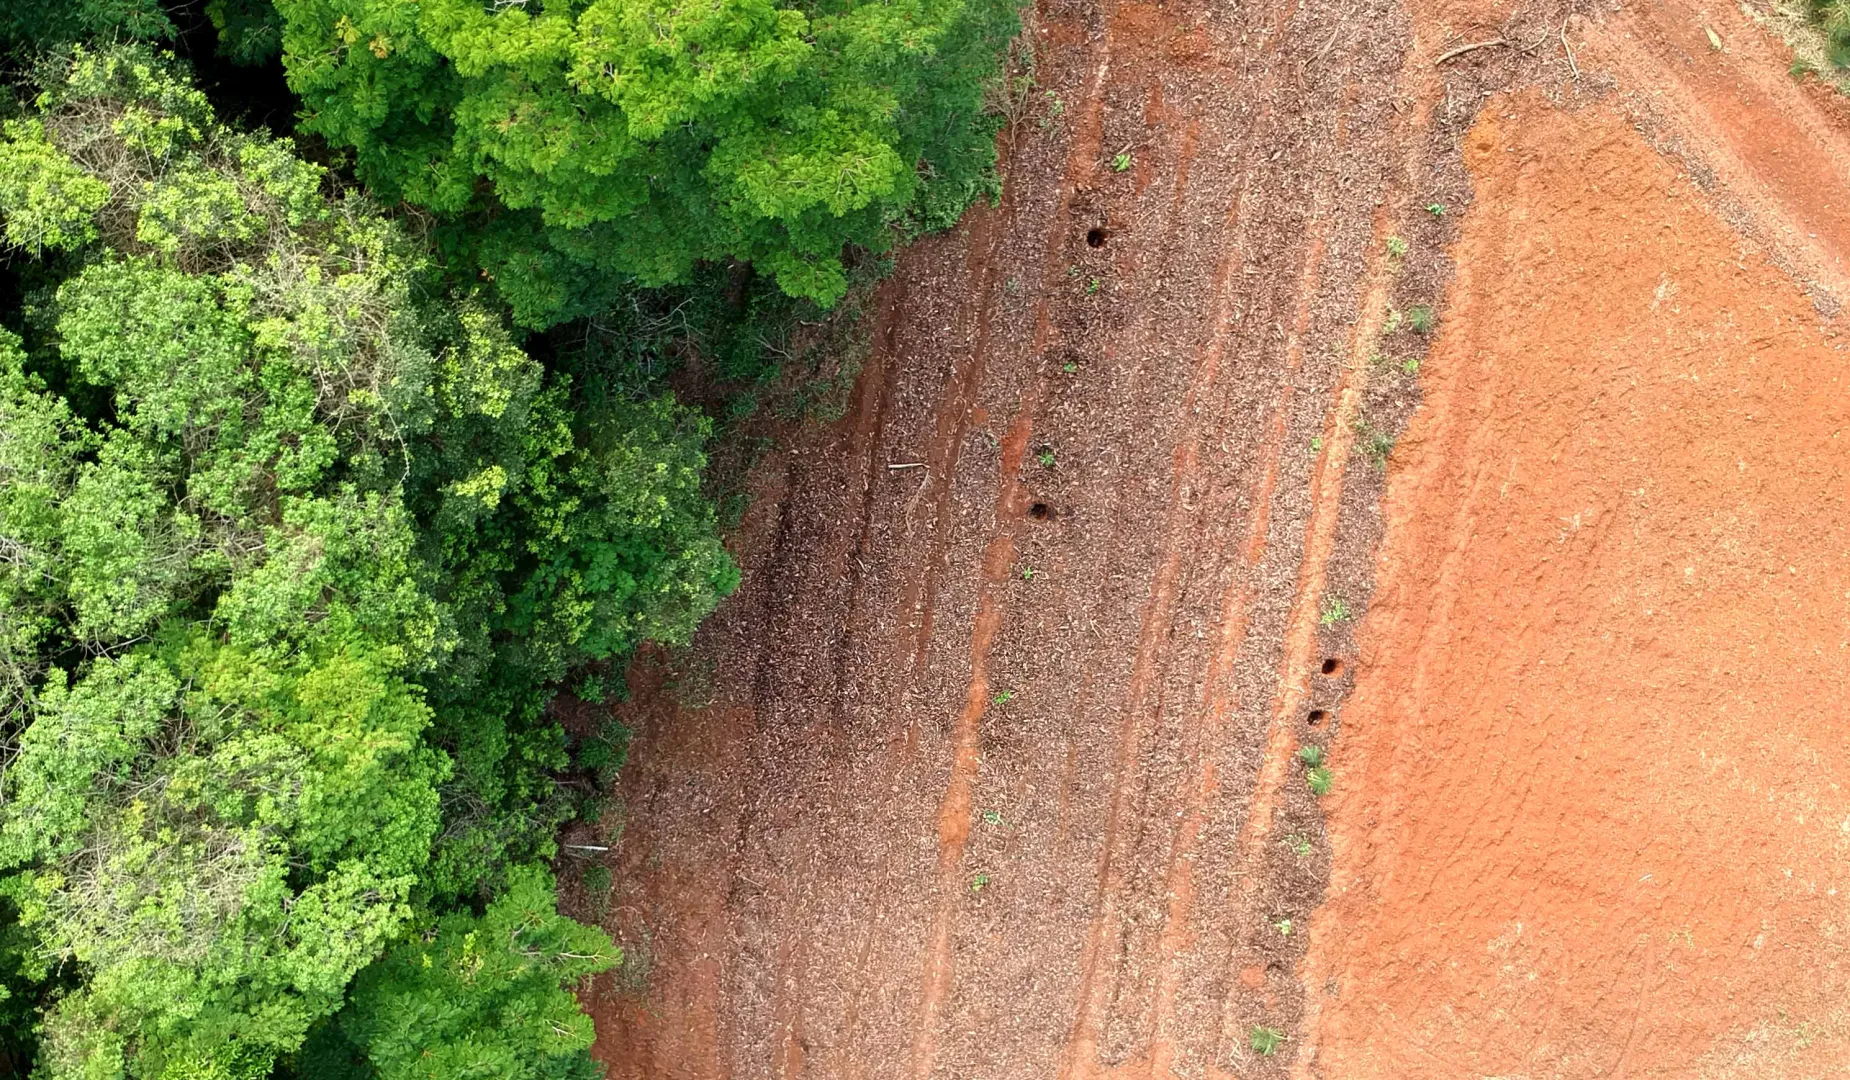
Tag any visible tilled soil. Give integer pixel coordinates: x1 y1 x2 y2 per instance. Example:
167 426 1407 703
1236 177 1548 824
1305 0 1850 1074
573 0 1850 1074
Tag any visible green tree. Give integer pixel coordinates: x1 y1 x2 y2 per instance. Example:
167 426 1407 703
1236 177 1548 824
301 868 616 1080
268 0 1018 325
0 47 732 1077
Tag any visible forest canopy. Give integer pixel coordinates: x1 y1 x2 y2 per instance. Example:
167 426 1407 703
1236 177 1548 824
0 0 1016 1070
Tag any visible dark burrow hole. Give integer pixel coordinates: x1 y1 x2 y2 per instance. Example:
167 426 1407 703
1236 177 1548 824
1321 657 1343 676
1307 709 1328 727
1028 502 1053 520
1086 227 1107 248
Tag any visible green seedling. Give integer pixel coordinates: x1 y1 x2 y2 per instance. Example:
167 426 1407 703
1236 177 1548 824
1273 917 1293 936
1038 448 1056 468
971 871 991 892
1086 277 1102 295
1402 356 1421 376
992 689 1015 706
982 809 1005 826
1307 765 1334 796
1791 58 1818 80
1062 361 1079 373
1386 236 1409 258
1005 275 1023 296
1425 202 1447 216
1407 304 1436 333
1283 833 1314 857
1297 744 1326 768
1112 151 1133 172
1383 306 1403 333
1039 91 1066 130
1319 596 1350 625
1250 1026 1286 1056
1309 436 1324 455
1068 264 1081 278
1021 565 1040 581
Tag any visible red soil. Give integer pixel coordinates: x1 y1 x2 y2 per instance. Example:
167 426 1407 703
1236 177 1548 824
575 0 1850 1075
1306 93 1850 1077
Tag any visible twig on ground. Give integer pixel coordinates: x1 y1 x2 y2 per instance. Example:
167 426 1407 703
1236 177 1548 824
1435 37 1506 64
1560 19 1580 77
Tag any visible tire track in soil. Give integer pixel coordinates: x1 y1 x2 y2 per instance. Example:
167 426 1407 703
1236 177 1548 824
582 0 1418 1073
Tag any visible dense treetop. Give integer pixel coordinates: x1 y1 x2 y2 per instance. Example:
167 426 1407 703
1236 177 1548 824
267 0 1016 324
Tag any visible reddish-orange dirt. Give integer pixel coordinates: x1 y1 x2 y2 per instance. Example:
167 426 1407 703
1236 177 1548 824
572 0 1850 1076
1303 79 1850 1080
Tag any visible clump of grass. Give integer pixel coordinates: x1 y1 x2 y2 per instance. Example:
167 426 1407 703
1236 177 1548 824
1250 1026 1286 1056
1352 417 1395 469
1307 765 1334 796
1407 304 1436 333
1297 744 1326 768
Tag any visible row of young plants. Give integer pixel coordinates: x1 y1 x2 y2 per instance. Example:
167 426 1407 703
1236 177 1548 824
0 0 1021 1071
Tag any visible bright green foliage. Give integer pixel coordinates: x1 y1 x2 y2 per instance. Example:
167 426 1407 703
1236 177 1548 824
306 867 616 1080
1814 0 1850 66
268 0 1019 325
0 47 733 1079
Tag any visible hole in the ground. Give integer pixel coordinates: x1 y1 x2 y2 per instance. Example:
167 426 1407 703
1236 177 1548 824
1307 709 1328 727
1028 502 1052 520
1321 657 1343 677
1086 227 1107 248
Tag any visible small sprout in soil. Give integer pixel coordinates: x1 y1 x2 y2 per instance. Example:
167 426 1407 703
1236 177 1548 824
1112 151 1134 172
1352 418 1395 468
1038 447 1057 468
1319 596 1351 625
1386 236 1409 258
1250 1026 1286 1056
981 809 1005 826
1307 765 1334 796
971 871 992 892
1005 275 1023 296
1402 356 1421 376
1425 202 1447 216
1086 277 1102 295
1383 306 1404 333
1063 361 1079 373
1297 744 1326 768
1039 90 1066 130
1273 917 1293 936
1309 435 1324 455
1407 304 1437 333
992 689 1015 706
1021 565 1040 581
1068 264 1082 278
1283 833 1314 857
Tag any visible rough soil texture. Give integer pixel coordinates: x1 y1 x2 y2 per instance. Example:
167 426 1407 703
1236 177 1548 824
574 0 1850 1074
1303 2 1850 1075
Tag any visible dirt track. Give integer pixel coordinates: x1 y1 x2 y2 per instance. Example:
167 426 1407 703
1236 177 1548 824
574 0 1850 1074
